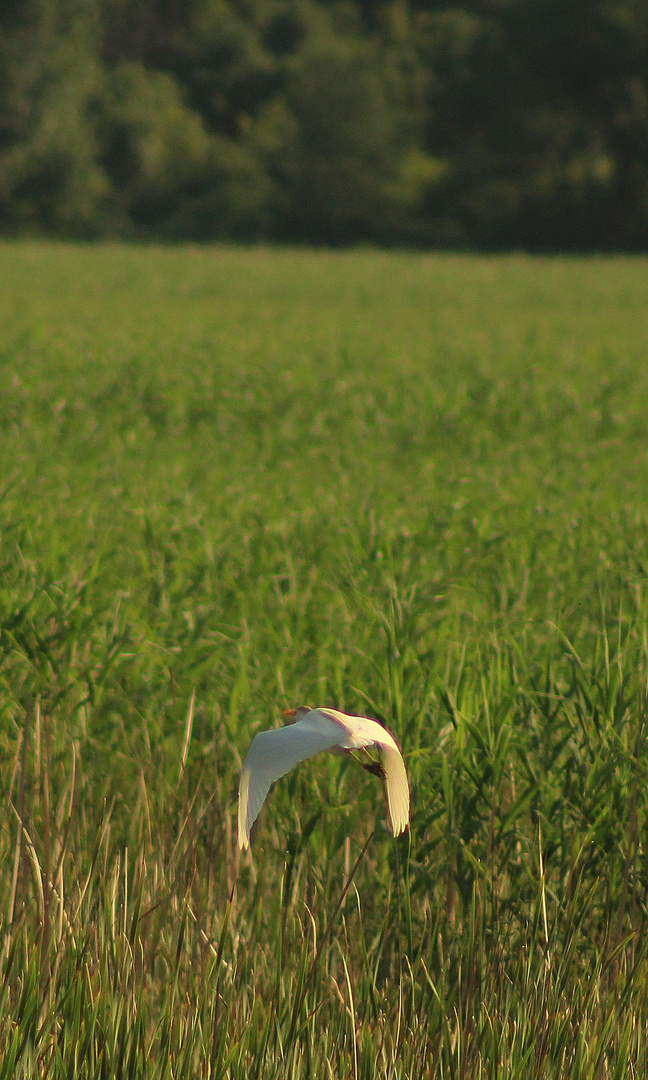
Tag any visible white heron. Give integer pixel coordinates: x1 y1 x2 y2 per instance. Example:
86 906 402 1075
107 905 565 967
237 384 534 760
238 706 409 849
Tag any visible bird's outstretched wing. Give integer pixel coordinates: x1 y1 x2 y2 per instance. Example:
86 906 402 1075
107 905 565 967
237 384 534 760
316 710 399 751
317 709 410 836
379 744 410 836
238 714 347 848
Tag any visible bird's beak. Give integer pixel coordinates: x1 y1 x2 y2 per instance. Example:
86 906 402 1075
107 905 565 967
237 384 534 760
282 708 298 718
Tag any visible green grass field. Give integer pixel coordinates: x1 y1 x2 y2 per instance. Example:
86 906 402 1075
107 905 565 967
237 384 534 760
1 242 648 1077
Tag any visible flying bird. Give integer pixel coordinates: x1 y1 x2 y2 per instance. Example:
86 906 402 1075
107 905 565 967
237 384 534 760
238 706 409 849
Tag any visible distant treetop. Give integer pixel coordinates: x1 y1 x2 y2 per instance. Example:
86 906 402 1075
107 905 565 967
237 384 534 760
0 0 646 247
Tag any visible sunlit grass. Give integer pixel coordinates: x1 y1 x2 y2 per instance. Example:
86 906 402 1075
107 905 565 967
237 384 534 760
1 243 648 1076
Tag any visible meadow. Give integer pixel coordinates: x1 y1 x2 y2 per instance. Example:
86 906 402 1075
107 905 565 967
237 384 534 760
1 242 648 1077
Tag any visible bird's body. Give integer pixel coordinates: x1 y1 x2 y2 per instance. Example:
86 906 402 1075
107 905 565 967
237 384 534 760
238 706 409 849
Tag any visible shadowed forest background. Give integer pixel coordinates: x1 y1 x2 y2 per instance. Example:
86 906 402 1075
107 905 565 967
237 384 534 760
1 0 647 248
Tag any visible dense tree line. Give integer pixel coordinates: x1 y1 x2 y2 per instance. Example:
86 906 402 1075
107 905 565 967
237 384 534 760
0 0 647 247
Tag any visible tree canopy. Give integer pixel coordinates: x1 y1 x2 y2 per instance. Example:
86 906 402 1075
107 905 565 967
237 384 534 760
0 0 646 247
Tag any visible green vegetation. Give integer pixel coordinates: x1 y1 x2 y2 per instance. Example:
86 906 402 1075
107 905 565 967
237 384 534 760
1 0 647 247
2 242 648 1076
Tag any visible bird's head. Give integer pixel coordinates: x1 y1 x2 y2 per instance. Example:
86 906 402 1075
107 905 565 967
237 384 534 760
282 705 313 723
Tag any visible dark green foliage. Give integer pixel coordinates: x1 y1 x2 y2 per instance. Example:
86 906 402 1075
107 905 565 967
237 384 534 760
419 0 648 248
0 0 647 245
0 0 108 235
267 30 423 241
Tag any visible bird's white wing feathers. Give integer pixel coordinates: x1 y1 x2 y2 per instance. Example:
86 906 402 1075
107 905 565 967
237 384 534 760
316 710 400 751
315 710 410 836
380 744 410 836
238 716 346 848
